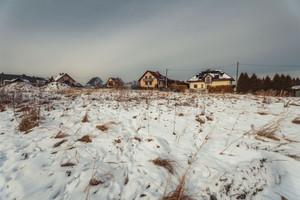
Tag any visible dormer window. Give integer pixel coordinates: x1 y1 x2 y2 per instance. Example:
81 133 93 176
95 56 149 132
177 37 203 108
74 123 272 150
206 77 211 82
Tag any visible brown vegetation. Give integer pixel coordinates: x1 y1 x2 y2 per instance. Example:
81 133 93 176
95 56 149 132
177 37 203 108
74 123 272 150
96 125 108 131
60 162 76 167
53 139 67 148
151 157 173 174
292 117 300 124
0 104 5 112
133 136 141 142
78 135 92 143
209 85 233 93
82 113 89 122
89 178 104 186
54 131 69 139
19 110 40 133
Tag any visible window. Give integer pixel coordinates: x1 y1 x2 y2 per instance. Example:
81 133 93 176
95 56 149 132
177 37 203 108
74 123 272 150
194 84 197 88
146 82 148 85
206 77 211 82
150 81 152 85
201 84 203 88
149 76 152 79
145 76 147 79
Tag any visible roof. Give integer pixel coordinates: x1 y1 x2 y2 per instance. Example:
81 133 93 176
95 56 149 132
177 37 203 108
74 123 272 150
0 73 47 84
187 69 234 82
53 73 75 82
107 77 123 83
138 70 166 81
292 85 300 90
87 77 103 85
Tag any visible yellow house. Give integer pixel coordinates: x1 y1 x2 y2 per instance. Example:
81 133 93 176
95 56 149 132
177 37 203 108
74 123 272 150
187 69 234 91
138 71 166 89
105 77 124 88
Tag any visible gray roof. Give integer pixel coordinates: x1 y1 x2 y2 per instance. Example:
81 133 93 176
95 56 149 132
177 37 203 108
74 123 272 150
0 73 47 84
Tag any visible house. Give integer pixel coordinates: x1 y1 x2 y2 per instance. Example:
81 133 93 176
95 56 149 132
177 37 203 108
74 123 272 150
85 77 103 88
105 77 124 88
138 71 166 89
292 85 300 97
50 73 76 86
187 69 234 91
0 73 47 87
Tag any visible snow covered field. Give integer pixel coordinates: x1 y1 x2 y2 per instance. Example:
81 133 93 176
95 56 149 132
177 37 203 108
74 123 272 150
0 83 300 200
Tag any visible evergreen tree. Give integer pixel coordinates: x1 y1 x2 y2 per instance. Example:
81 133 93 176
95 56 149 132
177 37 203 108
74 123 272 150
237 72 249 93
237 72 245 93
263 75 272 91
285 75 293 92
272 74 281 91
280 74 286 91
249 73 259 93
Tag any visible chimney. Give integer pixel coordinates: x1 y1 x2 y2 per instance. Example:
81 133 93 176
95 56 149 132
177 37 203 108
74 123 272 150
156 71 159 76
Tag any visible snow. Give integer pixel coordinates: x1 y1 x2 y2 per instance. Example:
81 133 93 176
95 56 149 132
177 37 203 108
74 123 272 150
42 82 70 91
2 82 37 92
188 69 233 82
0 89 300 200
292 85 300 90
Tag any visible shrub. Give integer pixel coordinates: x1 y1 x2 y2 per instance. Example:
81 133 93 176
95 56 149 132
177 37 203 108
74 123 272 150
19 110 40 133
209 85 233 93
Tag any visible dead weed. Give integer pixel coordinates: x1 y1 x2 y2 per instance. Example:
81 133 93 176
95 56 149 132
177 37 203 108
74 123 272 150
151 157 174 174
78 135 92 143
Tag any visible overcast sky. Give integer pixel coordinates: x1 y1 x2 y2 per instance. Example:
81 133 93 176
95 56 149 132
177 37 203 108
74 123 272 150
0 0 300 83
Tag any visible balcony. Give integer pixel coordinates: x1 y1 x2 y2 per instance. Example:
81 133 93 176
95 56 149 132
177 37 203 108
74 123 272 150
144 78 154 82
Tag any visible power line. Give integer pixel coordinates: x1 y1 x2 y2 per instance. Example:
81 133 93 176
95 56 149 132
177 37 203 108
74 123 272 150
240 63 300 68
166 64 236 72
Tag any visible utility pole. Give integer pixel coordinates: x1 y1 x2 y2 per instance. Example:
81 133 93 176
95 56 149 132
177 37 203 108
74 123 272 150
235 62 239 91
165 69 168 90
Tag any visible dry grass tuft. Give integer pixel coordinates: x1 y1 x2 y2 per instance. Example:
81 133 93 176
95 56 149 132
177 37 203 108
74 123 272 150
19 110 40 133
89 178 104 186
0 104 6 112
96 125 108 131
195 116 205 124
163 175 192 200
133 136 141 142
115 139 121 143
60 162 75 167
151 157 174 174
257 111 269 115
178 113 184 117
250 117 285 141
78 135 92 143
53 139 67 148
286 154 300 161
290 103 300 107
146 138 153 142
292 117 300 124
54 131 69 139
206 116 213 121
82 113 89 122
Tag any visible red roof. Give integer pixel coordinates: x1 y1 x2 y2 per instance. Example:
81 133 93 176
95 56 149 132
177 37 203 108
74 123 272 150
138 70 166 81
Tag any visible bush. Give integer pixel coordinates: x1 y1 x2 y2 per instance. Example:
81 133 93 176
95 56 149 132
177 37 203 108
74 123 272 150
209 85 234 93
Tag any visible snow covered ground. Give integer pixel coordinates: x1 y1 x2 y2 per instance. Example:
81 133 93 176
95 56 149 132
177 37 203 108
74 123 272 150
0 83 300 200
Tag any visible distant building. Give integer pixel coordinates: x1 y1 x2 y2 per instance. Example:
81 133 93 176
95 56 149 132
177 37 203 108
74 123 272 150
187 69 234 91
50 73 79 87
0 73 47 87
138 70 166 89
292 85 300 97
105 77 124 88
85 77 103 88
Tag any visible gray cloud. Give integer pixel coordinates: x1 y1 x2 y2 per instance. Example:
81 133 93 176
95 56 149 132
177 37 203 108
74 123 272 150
0 0 300 83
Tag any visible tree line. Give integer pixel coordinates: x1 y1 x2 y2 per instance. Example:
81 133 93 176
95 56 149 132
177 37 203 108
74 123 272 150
237 73 300 94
